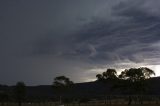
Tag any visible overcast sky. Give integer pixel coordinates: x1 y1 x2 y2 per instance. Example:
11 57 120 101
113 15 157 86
0 0 160 85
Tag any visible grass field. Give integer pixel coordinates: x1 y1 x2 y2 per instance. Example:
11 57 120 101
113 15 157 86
0 101 160 106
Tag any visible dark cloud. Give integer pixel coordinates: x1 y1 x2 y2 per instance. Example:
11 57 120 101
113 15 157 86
0 0 160 85
61 0 160 65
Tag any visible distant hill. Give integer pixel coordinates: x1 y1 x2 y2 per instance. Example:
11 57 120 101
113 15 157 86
22 77 160 99
0 77 160 100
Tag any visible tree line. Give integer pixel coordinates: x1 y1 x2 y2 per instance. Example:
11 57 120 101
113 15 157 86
52 67 156 105
0 67 156 105
96 67 155 94
96 67 155 105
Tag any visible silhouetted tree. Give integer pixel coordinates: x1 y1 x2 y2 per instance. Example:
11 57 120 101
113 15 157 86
96 69 117 82
96 69 118 105
119 67 155 82
118 67 155 105
53 76 74 89
52 76 74 104
103 69 117 80
96 74 104 81
14 82 26 106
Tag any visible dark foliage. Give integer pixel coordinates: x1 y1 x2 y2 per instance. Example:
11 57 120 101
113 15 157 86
14 82 26 106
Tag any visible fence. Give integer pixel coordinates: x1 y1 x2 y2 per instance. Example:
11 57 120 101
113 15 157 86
0 95 160 106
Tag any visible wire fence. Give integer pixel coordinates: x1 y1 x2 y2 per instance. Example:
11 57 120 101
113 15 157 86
0 95 160 106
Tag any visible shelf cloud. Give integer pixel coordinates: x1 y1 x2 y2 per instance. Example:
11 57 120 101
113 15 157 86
0 0 160 85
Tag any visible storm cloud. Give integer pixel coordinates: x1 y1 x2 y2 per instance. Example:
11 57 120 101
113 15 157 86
0 0 160 85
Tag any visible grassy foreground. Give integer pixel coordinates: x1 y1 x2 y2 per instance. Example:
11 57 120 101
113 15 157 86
0 102 160 106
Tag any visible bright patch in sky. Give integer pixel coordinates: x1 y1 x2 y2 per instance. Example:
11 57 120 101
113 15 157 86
154 65 160 76
147 65 160 77
85 64 160 82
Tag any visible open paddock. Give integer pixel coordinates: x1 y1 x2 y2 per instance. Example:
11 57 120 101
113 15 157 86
0 101 160 106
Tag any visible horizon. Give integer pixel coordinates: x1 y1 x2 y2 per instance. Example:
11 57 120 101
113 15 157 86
0 66 159 86
0 0 160 85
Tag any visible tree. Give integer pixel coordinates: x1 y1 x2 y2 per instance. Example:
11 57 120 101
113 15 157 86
118 67 155 105
96 69 118 105
96 74 103 81
52 76 74 104
119 67 155 82
96 69 118 81
103 69 117 80
14 82 26 106
53 76 73 89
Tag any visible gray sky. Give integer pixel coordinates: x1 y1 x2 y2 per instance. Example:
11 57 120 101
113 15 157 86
0 0 160 85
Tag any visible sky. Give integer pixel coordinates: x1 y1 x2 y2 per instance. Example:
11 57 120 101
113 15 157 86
0 0 160 85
